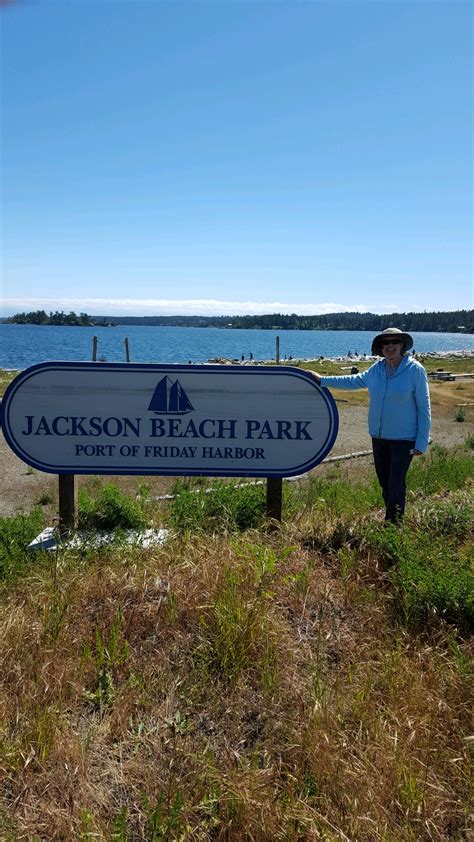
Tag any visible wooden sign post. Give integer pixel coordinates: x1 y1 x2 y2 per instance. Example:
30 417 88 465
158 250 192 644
58 473 78 533
266 476 283 521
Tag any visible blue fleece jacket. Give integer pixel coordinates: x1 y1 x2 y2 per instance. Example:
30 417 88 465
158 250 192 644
320 355 431 453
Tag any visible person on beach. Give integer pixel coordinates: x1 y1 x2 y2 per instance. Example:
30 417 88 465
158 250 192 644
311 328 431 524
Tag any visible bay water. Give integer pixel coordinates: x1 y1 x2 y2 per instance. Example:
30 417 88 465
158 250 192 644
1 323 473 370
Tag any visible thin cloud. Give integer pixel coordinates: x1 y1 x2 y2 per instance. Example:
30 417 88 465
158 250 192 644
0 297 397 317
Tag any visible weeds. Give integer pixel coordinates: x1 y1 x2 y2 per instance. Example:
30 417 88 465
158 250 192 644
37 491 54 506
407 444 473 496
82 607 130 709
78 482 147 531
110 807 129 841
196 566 263 681
168 480 268 532
142 790 185 840
411 492 473 540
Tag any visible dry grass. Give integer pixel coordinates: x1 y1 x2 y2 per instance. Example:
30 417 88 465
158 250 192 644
0 522 471 840
0 370 19 398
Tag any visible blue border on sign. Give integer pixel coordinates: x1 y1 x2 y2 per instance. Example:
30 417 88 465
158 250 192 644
1 361 339 478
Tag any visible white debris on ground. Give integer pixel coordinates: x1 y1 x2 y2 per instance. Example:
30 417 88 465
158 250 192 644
417 349 474 358
28 527 169 552
208 350 474 366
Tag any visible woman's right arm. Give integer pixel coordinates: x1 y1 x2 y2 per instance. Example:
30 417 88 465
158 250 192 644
309 370 370 390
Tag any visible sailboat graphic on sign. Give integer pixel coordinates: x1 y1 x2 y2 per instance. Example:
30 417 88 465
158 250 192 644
148 376 194 415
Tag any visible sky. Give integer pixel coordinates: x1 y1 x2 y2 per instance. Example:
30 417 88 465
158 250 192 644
1 0 472 318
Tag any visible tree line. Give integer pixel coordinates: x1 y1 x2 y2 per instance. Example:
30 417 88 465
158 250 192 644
4 309 473 333
5 310 94 326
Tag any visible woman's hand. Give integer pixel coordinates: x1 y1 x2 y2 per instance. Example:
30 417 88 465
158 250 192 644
309 371 322 385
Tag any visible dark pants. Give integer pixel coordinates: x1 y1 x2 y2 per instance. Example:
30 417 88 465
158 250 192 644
371 438 415 524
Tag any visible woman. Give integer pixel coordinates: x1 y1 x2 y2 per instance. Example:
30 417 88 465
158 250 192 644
311 328 431 524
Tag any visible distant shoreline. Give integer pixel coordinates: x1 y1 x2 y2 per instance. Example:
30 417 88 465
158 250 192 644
2 308 473 335
2 323 474 339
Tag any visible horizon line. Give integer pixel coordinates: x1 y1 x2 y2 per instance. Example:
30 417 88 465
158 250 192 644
1 297 472 320
0 297 425 318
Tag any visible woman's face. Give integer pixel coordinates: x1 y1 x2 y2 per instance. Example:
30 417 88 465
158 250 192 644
380 338 403 365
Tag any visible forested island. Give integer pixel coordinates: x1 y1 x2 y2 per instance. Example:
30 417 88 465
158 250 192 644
3 309 473 333
4 310 95 326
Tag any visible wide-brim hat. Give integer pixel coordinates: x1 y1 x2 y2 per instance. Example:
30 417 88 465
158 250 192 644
371 327 413 356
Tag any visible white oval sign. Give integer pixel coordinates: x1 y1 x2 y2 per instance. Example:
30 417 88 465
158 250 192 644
1 362 338 477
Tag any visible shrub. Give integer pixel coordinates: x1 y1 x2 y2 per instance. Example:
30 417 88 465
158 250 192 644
78 483 147 531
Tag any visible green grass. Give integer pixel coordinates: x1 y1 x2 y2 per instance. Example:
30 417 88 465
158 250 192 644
407 443 473 496
299 466 382 518
421 355 474 375
0 507 45 579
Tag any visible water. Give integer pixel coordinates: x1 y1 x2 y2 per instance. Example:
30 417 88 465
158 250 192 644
1 323 473 370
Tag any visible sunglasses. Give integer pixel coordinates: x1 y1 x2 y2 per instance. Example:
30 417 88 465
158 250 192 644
380 339 402 346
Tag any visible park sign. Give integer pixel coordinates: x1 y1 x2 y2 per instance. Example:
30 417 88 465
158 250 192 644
1 362 338 477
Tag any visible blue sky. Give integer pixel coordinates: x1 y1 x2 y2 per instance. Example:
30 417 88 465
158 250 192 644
1 0 472 317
